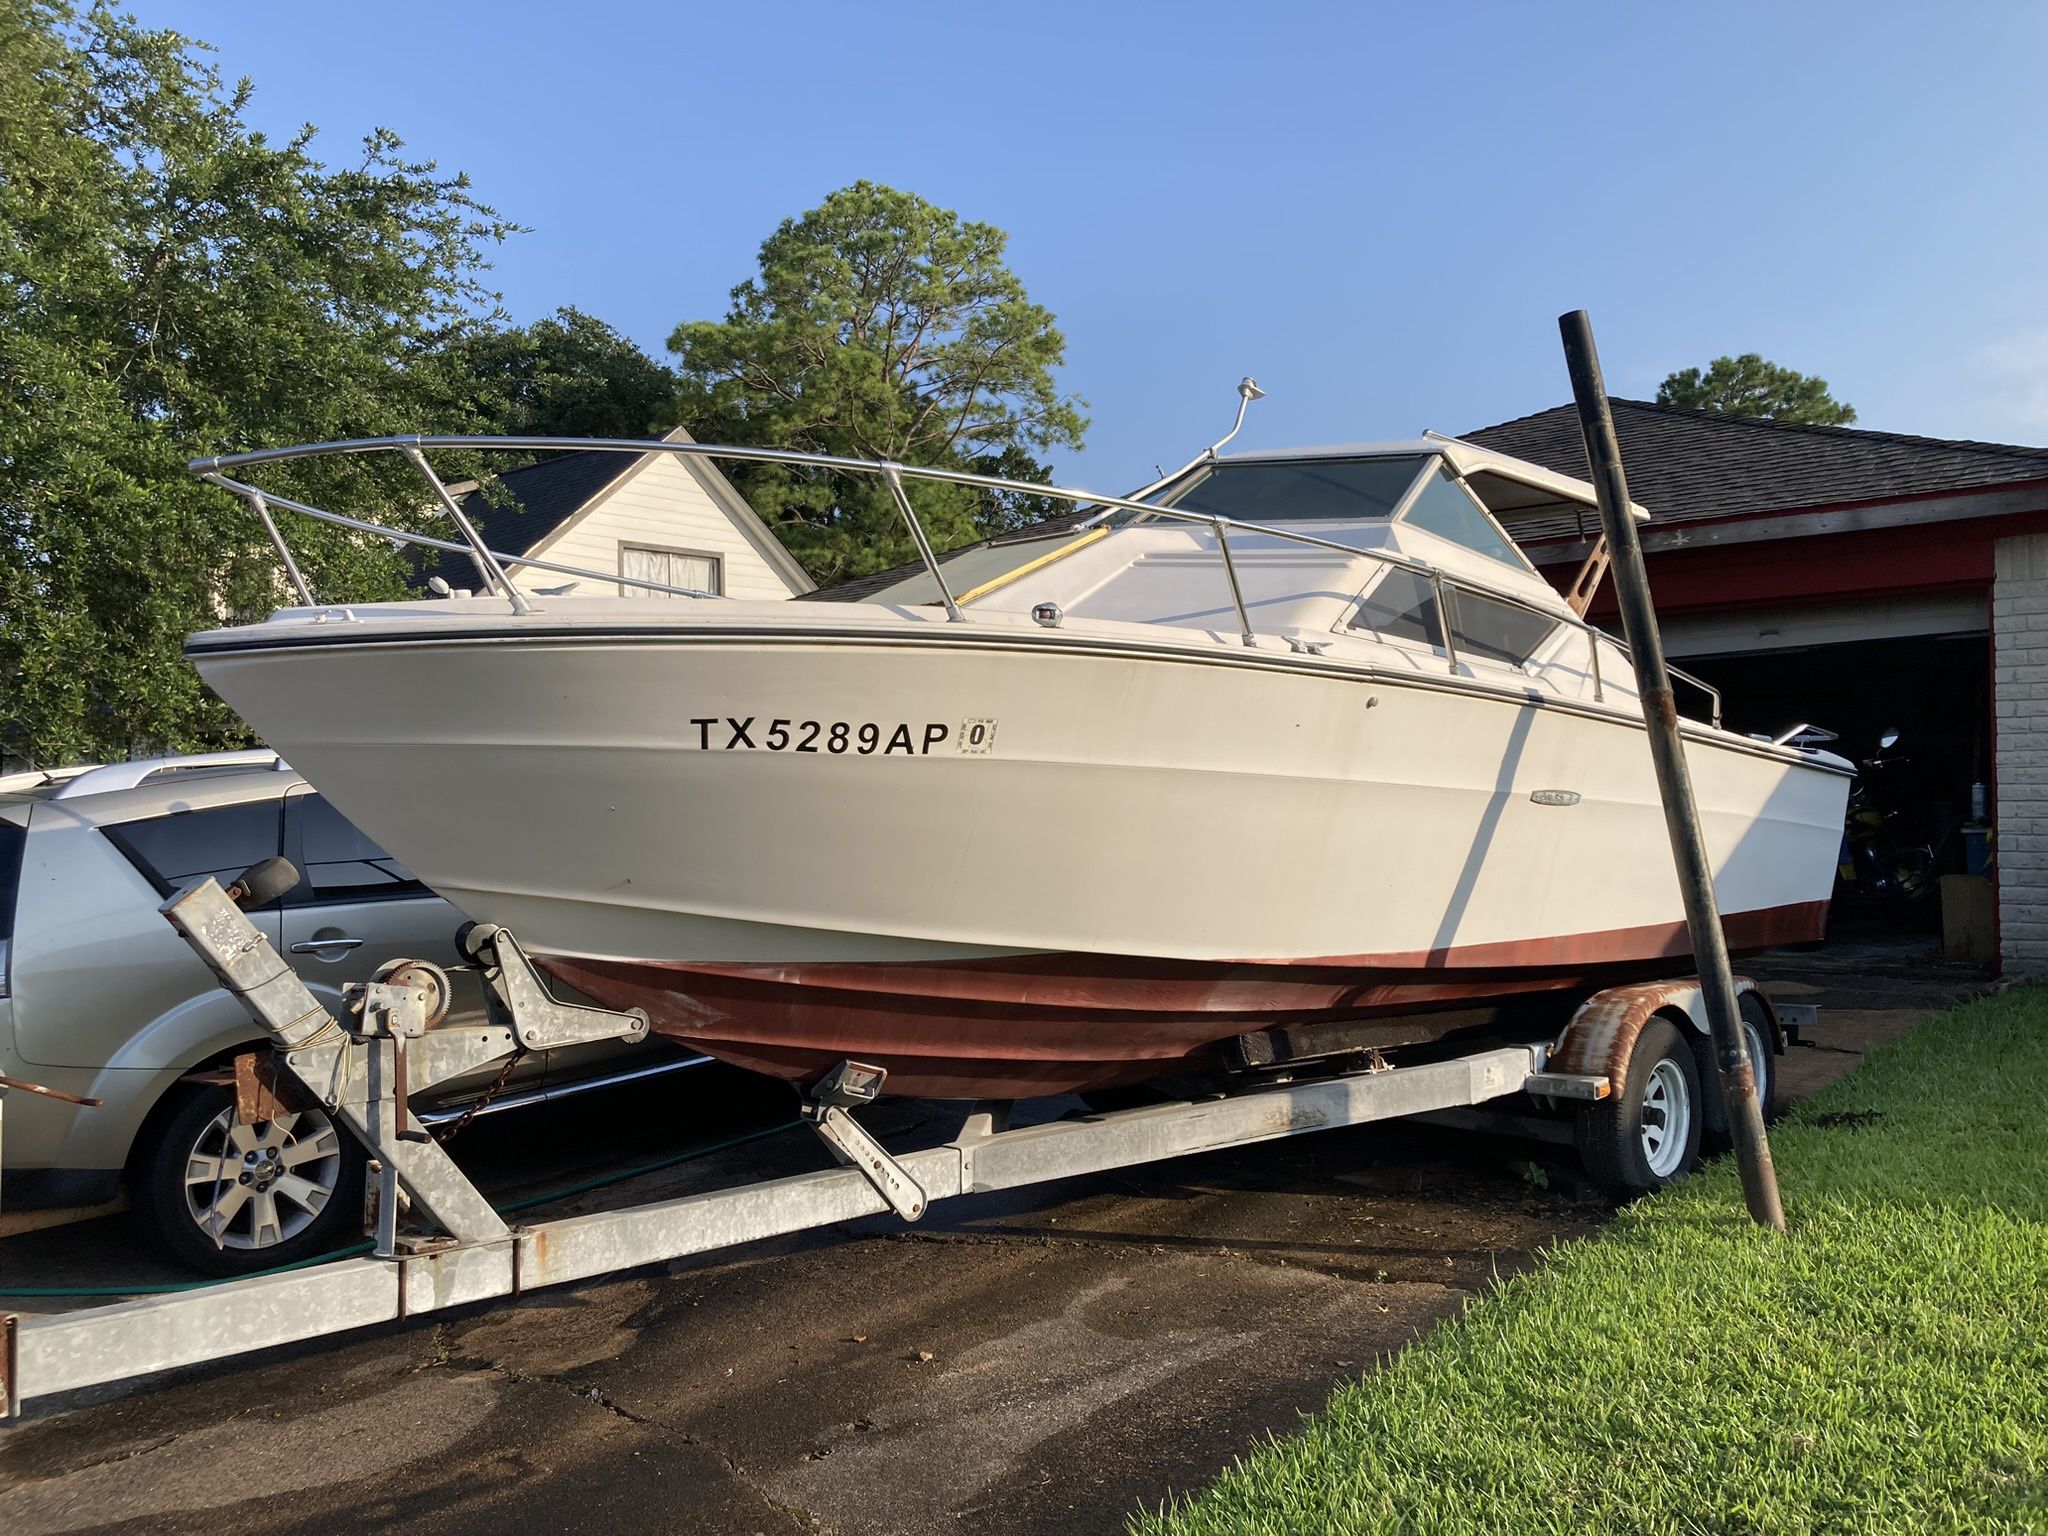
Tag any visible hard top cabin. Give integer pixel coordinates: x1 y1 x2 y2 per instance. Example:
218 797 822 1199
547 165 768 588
840 437 1650 708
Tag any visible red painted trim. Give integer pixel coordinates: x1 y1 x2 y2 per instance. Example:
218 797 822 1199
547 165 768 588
539 899 1828 1099
1552 511 2048 619
1280 900 1828 970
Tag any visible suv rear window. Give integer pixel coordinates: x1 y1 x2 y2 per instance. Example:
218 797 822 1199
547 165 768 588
103 801 285 899
0 816 25 992
290 794 428 905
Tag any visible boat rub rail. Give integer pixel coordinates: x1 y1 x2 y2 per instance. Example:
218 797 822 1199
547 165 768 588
183 620 1850 780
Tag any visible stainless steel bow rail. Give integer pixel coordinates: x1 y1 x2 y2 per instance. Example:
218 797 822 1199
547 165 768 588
2 867 1624 1420
187 432 1724 728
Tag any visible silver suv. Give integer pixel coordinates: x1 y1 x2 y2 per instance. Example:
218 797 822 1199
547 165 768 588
0 752 695 1274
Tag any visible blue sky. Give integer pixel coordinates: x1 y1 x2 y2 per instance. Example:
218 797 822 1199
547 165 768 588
135 1 2048 490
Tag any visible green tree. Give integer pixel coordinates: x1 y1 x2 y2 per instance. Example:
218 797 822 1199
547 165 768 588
1656 354 1856 425
455 306 677 441
0 2 518 765
669 181 1087 583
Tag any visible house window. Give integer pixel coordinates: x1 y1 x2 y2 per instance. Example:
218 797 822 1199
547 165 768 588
620 544 722 598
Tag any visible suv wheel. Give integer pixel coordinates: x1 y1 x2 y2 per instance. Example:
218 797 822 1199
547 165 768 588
135 1084 365 1276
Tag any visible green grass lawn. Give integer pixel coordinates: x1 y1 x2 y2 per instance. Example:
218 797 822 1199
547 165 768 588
1134 989 2048 1535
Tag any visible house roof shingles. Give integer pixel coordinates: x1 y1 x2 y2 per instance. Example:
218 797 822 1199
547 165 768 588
1462 398 2048 546
414 450 633 587
459 451 633 555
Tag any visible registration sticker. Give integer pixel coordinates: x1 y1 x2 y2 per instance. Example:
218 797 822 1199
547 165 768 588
958 718 999 755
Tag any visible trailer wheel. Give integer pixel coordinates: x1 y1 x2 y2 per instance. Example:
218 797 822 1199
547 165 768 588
1576 1019 1701 1192
134 1083 365 1277
1695 993 1777 1155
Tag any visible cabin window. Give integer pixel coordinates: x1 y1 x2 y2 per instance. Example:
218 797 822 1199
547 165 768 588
1347 570 1559 668
1445 588 1558 666
1399 469 1533 571
1346 567 1444 650
1155 457 1429 524
621 544 722 597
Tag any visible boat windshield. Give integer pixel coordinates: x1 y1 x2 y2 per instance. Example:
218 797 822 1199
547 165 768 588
1141 454 1536 574
1149 456 1430 524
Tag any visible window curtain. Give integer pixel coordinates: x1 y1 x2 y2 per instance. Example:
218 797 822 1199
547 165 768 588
621 546 721 597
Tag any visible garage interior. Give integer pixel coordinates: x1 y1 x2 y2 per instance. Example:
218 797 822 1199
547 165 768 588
1682 630 1992 939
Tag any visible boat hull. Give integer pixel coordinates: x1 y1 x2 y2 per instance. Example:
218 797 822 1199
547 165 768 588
543 900 1825 1097
189 603 1850 1099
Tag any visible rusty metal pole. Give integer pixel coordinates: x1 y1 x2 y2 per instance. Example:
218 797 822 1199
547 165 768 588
1558 310 1787 1232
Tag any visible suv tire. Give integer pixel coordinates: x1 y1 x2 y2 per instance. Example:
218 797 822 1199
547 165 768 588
134 1083 365 1276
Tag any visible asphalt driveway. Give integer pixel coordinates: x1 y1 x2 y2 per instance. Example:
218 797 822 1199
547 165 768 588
0 944 1972 1535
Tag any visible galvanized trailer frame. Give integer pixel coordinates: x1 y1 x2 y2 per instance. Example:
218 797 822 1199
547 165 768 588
5 1040 1562 1417
0 874 1619 1420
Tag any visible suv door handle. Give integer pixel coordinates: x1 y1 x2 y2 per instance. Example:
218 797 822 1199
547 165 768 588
289 937 364 953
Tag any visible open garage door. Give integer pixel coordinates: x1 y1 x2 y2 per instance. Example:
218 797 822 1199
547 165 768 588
1660 593 1986 659
1678 628 1991 940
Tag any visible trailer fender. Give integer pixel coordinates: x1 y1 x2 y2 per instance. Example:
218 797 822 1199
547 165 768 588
1550 977 1779 1099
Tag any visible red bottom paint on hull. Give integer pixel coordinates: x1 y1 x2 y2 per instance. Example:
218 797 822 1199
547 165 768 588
541 901 1827 1100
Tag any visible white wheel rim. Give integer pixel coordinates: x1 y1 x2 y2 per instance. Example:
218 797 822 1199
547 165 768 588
1639 1057 1693 1179
1744 1021 1769 1095
181 1103 344 1251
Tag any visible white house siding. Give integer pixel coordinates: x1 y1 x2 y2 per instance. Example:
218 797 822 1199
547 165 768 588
516 455 804 602
1995 531 2048 978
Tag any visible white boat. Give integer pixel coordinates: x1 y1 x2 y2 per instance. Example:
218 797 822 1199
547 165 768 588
184 416 1852 1099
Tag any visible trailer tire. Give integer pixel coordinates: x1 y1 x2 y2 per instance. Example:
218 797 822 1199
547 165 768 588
1576 1019 1702 1192
1695 993 1777 1155
133 1082 365 1277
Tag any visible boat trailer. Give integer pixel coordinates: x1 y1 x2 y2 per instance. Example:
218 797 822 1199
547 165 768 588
1 867 1792 1420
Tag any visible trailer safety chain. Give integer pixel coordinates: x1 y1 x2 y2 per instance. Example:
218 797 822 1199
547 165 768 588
432 1046 528 1144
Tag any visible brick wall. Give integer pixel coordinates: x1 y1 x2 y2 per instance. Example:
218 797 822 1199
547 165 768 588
1995 532 2048 978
